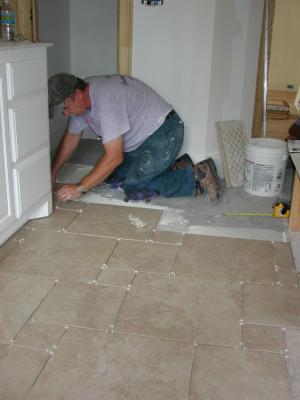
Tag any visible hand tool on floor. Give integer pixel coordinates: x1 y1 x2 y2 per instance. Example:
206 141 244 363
223 200 290 218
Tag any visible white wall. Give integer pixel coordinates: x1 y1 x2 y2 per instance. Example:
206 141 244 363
38 0 71 77
132 0 216 159
70 0 118 77
132 0 264 170
38 0 118 149
207 0 264 154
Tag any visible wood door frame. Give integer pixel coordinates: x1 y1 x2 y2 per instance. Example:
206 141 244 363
18 0 133 75
252 0 276 138
117 0 133 75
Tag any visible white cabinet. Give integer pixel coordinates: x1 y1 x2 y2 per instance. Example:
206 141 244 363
0 42 52 246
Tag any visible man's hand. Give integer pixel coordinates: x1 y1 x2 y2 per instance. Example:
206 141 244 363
56 184 83 203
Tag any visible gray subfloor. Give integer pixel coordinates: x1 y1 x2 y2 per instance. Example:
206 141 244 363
58 139 294 243
0 203 300 399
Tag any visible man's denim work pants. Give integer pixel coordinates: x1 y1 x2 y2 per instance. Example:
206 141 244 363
111 111 196 198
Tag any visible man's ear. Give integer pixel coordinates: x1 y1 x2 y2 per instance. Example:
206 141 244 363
74 88 83 99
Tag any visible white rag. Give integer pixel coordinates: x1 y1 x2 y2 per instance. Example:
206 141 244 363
294 85 300 113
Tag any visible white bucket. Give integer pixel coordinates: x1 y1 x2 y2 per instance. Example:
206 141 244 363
244 138 288 197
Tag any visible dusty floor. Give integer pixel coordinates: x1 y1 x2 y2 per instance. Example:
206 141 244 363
0 202 300 399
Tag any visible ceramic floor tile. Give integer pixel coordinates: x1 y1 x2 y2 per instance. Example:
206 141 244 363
0 228 29 262
34 281 127 330
107 239 178 273
0 343 48 400
0 272 54 343
174 234 277 284
27 329 194 400
286 328 300 400
189 346 290 400
67 204 162 240
243 284 300 328
115 273 241 345
0 230 116 282
26 209 78 231
242 324 285 352
97 268 135 287
277 270 299 287
152 230 184 244
14 320 66 351
0 236 19 263
273 242 295 271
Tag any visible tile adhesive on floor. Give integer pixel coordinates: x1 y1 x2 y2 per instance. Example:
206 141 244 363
57 158 293 243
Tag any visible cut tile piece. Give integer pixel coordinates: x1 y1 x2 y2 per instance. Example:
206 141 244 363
34 281 127 330
243 284 300 328
189 346 290 400
286 328 300 400
14 321 65 351
273 241 295 271
26 209 78 231
0 344 48 400
97 268 135 287
27 329 194 400
116 273 241 346
0 230 116 282
174 234 277 284
107 239 178 273
67 204 162 240
54 199 87 211
242 324 285 352
0 272 54 343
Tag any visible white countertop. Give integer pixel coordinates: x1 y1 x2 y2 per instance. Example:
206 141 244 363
290 153 300 177
0 40 52 50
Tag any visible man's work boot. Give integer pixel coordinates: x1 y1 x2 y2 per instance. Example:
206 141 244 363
172 153 194 170
194 158 222 201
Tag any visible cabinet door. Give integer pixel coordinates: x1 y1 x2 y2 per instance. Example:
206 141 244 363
0 64 15 233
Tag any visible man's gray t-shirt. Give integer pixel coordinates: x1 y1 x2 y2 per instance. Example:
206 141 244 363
68 75 172 152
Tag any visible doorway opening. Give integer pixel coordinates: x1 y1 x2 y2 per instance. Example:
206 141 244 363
252 0 299 140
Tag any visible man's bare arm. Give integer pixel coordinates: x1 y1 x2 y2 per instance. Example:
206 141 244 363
56 136 124 202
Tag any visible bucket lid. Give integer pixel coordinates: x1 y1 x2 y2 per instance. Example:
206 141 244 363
246 138 287 154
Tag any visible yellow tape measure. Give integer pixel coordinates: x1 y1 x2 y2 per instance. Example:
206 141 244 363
224 200 290 219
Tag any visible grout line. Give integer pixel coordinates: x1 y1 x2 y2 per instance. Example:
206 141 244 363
62 229 156 243
10 343 49 353
110 286 132 329
11 280 58 342
167 243 181 275
24 328 69 398
25 352 52 397
240 282 245 348
63 209 83 230
95 240 120 281
282 328 295 400
185 343 198 400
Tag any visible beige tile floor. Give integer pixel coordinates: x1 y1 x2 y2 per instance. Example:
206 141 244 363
0 203 300 400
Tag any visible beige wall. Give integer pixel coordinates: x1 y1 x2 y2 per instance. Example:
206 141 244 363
269 0 300 91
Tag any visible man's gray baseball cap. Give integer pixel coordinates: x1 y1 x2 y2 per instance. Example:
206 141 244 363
48 73 78 117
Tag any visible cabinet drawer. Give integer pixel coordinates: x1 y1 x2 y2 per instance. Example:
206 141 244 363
6 58 47 100
12 149 51 218
9 93 49 162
